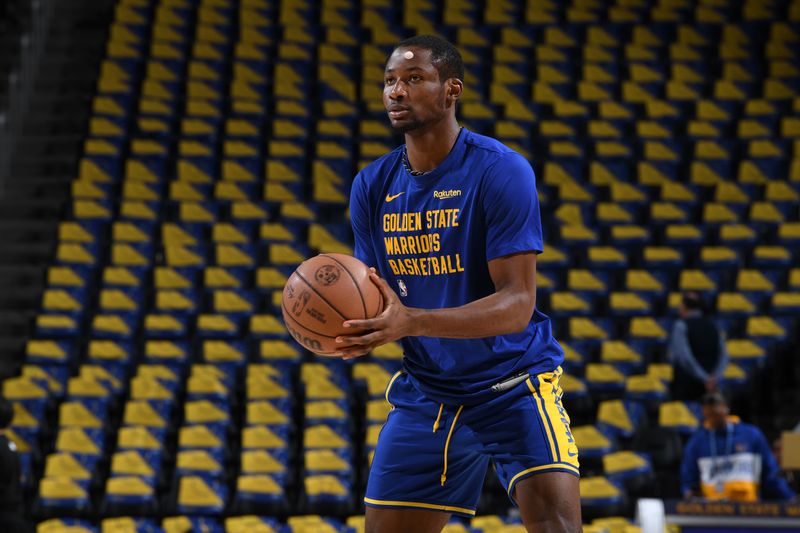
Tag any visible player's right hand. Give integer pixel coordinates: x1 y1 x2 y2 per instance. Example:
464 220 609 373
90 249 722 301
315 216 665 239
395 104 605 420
334 271 418 359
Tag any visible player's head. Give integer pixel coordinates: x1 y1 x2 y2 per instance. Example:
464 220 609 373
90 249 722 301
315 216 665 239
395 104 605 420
702 391 730 430
383 35 464 134
0 397 12 431
680 291 707 317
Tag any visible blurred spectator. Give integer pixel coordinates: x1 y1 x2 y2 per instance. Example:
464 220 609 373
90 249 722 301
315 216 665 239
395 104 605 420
680 392 795 502
668 291 729 402
0 397 31 532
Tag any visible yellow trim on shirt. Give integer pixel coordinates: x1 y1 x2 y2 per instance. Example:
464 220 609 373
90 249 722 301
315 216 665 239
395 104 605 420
507 462 581 494
364 497 476 516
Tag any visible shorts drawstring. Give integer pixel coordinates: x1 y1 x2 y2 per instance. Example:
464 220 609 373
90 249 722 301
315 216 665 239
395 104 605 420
433 404 444 433
440 405 464 486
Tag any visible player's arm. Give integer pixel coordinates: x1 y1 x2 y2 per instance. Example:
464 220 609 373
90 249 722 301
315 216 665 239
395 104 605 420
337 152 542 358
336 251 537 357
349 172 378 268
680 434 701 498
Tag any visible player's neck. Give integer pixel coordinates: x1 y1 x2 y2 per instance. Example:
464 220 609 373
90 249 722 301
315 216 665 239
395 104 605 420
404 117 460 174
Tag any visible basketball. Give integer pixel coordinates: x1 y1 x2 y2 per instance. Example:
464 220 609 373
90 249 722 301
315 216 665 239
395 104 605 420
281 253 384 356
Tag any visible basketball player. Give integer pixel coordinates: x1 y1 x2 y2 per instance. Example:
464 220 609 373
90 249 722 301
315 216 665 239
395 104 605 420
337 35 581 532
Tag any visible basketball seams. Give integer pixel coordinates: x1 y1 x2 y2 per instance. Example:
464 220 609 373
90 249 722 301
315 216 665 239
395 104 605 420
375 292 384 318
293 270 349 321
281 302 340 339
281 303 340 356
282 254 382 355
321 253 368 319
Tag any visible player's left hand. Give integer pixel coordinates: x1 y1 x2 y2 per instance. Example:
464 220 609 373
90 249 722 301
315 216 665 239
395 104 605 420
334 271 416 359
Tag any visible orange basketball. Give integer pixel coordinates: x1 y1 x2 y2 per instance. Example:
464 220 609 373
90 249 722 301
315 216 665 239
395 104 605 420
281 253 384 356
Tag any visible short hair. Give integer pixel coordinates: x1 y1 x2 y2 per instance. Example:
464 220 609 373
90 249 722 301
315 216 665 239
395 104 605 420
682 291 707 313
391 35 465 83
0 397 13 429
702 391 728 406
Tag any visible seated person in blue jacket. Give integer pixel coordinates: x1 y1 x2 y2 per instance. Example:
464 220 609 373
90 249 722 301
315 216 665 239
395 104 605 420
680 391 795 502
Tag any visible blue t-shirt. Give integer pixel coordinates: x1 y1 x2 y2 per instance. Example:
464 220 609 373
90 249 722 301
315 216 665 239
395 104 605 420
350 128 564 406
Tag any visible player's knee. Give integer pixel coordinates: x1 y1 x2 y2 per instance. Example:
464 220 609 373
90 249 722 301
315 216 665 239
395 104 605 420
521 512 581 533
553 512 582 533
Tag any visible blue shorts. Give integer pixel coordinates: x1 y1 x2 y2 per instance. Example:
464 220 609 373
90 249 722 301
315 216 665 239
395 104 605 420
364 367 580 517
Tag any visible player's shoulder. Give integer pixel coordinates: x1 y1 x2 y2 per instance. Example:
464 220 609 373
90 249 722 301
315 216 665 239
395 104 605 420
464 130 525 160
355 145 404 187
735 421 763 438
463 130 532 174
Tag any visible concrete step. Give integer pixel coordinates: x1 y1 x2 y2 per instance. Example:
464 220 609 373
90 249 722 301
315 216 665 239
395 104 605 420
0 264 47 286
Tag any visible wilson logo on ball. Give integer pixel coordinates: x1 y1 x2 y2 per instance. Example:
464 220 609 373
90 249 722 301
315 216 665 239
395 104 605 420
291 291 310 317
284 321 323 352
314 265 341 286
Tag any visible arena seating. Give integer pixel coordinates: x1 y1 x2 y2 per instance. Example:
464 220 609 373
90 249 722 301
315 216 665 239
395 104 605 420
0 0 798 530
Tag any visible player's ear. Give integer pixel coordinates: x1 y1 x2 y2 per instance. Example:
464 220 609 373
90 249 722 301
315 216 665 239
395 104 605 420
446 78 463 104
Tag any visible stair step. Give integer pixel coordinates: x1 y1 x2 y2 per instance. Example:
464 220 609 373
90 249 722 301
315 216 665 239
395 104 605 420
0 241 55 260
0 220 56 242
0 265 46 285
0 285 45 308
2 182 71 199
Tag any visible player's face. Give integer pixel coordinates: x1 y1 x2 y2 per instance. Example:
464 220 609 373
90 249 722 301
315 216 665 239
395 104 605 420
703 402 729 430
383 47 448 134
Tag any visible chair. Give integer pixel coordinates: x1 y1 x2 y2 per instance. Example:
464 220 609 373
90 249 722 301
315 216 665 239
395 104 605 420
602 450 656 496
572 425 616 469
580 476 629 522
162 516 222 533
751 245 792 269
178 424 225 452
118 426 165 461
596 399 646 441
36 476 92 516
568 318 612 343
240 449 288 482
726 339 767 369
772 292 800 315
225 516 285 533
600 341 644 374
717 292 757 318
101 518 161 531
585 363 626 397
303 474 353 516
625 375 668 411
176 449 224 478
587 246 628 270
175 475 227 515
746 316 789 343
549 292 593 317
36 519 97 532
305 400 348 425
608 292 652 318
103 476 157 515
658 401 701 436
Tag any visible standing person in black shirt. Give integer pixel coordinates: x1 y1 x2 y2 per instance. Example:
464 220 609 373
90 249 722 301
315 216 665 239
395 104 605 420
669 292 729 402
0 397 30 532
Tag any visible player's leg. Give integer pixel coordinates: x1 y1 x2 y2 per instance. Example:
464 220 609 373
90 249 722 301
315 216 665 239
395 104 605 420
365 507 451 533
365 372 487 532
485 367 581 532
513 471 581 532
